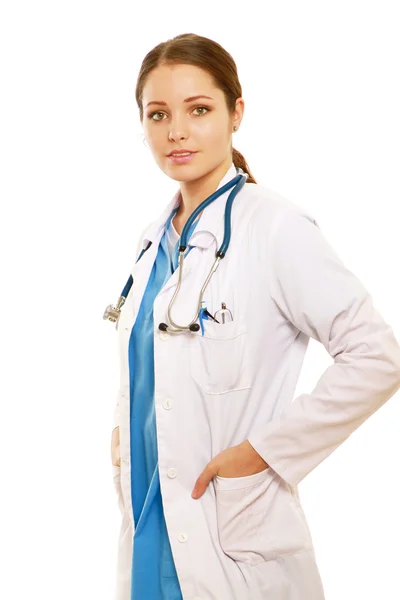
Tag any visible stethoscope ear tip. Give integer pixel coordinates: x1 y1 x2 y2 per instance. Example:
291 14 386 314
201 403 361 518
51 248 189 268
158 323 168 331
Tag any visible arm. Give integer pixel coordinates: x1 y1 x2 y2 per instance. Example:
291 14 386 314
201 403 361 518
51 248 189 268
247 210 400 487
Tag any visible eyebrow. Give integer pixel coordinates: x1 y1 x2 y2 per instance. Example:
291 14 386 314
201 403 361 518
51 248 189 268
144 95 214 109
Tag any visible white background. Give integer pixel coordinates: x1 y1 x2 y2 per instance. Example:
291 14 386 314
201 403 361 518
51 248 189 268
1 1 399 598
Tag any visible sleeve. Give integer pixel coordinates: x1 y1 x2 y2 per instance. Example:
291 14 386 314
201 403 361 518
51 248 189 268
247 210 400 487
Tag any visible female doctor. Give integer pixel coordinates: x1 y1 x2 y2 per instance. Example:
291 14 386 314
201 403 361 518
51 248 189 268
108 33 400 600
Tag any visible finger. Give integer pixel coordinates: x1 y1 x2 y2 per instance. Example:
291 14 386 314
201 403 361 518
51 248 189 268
192 463 217 499
112 444 121 467
114 445 121 467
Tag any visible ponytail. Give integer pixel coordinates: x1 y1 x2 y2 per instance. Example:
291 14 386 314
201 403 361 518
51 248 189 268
232 147 257 183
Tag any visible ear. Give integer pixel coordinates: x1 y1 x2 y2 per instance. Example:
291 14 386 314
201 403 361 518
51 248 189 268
232 97 245 129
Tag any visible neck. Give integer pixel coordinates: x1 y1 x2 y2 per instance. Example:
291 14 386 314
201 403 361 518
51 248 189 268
176 156 233 219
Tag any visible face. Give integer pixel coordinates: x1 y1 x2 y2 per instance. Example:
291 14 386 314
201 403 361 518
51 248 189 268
141 63 243 183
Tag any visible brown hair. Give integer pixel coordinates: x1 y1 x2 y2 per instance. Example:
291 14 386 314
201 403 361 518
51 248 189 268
135 33 257 184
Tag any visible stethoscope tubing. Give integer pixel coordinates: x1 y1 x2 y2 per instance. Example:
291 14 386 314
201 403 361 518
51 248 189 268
178 169 246 252
109 168 248 332
165 170 248 333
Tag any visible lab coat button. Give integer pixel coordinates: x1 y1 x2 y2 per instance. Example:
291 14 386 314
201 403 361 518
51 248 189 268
177 532 188 543
163 399 173 410
167 468 178 478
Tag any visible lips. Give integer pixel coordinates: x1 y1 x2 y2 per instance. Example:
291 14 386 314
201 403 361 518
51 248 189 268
168 150 196 156
167 151 198 165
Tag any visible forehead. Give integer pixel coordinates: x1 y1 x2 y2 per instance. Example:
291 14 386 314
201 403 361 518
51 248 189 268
142 63 220 102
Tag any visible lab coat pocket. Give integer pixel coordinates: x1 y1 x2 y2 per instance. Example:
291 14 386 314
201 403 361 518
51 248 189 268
189 317 251 394
112 465 125 515
214 467 313 566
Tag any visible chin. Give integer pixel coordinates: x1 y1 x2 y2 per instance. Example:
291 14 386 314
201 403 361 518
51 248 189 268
165 163 207 182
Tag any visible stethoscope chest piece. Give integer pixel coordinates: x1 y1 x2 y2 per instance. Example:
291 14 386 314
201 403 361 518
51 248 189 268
103 296 126 328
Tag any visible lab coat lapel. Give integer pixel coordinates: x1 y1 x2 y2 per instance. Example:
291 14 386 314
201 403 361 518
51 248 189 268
129 231 162 323
127 190 181 322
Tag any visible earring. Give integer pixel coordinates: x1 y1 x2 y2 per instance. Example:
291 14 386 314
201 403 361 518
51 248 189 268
233 125 237 131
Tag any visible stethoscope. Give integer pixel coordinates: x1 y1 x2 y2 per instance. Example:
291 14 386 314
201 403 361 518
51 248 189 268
103 167 248 333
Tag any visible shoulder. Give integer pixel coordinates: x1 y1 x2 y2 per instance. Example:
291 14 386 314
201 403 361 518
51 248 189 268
238 182 320 238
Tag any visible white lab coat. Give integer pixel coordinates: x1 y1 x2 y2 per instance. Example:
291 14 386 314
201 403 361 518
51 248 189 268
111 163 400 600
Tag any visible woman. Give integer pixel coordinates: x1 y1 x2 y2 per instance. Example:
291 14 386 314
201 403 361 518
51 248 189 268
109 33 400 600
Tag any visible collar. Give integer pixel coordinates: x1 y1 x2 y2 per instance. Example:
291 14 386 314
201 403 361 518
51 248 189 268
140 163 243 251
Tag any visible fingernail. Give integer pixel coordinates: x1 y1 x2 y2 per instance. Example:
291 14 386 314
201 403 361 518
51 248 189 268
192 488 198 498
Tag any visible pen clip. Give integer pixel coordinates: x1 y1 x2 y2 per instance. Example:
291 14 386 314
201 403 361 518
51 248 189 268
203 309 220 324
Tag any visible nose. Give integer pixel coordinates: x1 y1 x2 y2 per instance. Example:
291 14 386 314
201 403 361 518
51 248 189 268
168 115 188 142
168 130 188 142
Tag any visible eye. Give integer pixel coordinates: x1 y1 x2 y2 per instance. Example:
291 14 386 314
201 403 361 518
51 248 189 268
193 106 210 116
147 106 210 121
148 111 164 121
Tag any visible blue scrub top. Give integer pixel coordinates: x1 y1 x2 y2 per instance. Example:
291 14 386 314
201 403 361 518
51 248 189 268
128 206 201 600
